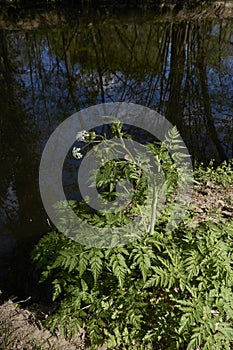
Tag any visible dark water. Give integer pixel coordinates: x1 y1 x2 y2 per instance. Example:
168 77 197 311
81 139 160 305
0 9 232 297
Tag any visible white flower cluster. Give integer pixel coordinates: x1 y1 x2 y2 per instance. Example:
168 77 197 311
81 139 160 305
72 147 83 159
76 130 89 142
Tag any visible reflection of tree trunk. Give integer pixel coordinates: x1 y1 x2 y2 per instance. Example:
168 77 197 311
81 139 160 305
91 28 105 103
198 65 227 161
113 24 139 101
0 30 48 297
0 31 15 103
0 30 44 240
153 24 171 111
197 25 227 162
166 22 186 132
62 32 80 111
166 23 186 126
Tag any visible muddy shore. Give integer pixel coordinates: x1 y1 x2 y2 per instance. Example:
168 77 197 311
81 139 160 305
0 1 232 30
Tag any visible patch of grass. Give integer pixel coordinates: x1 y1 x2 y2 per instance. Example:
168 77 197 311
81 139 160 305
194 159 233 186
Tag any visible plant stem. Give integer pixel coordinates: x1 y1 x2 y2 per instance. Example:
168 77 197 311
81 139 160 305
119 135 136 164
149 179 158 235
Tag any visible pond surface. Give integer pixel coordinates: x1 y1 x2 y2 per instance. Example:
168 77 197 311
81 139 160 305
0 9 232 296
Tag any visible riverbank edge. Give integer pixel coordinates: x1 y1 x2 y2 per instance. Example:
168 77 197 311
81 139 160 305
0 1 233 30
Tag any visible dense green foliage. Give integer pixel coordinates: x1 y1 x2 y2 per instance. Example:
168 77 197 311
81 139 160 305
32 129 233 349
195 159 233 187
32 219 233 349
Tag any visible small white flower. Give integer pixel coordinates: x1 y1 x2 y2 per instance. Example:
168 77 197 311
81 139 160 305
76 130 89 142
72 147 83 159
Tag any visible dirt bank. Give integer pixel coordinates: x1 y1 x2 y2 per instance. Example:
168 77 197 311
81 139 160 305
0 1 232 30
175 1 233 20
0 300 86 349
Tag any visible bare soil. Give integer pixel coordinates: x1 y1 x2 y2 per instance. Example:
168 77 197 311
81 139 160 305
0 300 86 349
191 181 233 223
